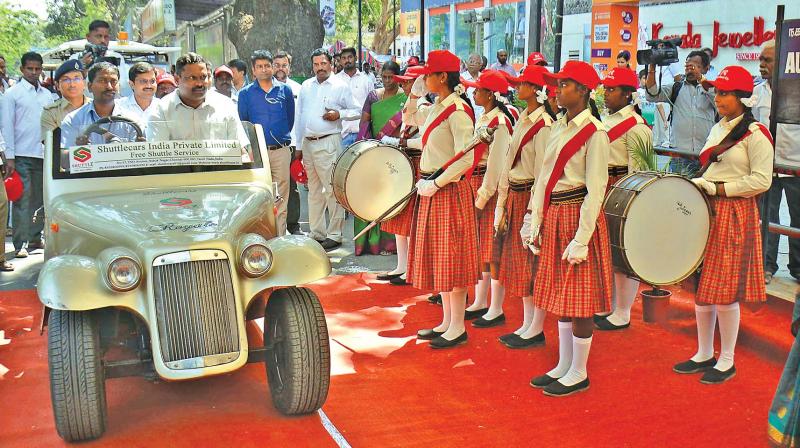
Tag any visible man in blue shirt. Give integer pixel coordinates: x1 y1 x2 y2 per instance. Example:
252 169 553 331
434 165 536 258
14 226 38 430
238 50 295 236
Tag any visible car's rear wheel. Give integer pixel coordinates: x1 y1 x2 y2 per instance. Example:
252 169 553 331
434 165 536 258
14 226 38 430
264 287 330 415
47 310 107 442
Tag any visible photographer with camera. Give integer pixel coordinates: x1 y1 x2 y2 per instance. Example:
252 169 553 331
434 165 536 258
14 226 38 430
643 39 716 175
70 20 128 96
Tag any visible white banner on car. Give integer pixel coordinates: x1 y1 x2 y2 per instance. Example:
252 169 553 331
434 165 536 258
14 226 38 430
68 140 243 173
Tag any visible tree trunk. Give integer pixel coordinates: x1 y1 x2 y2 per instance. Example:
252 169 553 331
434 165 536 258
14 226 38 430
371 0 396 55
228 0 325 77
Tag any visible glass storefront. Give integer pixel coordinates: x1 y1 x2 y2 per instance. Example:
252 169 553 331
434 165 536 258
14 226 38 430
489 1 526 66
430 13 450 51
455 9 483 61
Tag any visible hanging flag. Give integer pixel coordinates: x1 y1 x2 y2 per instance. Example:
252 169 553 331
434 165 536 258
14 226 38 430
320 0 336 37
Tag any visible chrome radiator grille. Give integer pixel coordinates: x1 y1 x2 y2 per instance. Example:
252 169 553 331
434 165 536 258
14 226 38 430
152 250 240 368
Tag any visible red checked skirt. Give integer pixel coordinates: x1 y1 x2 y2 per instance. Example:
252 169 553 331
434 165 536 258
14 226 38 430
382 155 421 237
498 188 537 298
696 196 766 305
533 201 613 317
408 180 480 292
469 172 498 265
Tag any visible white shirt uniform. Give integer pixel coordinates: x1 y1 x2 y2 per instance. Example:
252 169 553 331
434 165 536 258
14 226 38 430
751 81 800 173
296 75 361 150
115 95 160 130
0 78 55 159
460 70 484 121
602 104 653 171
474 107 512 208
333 70 374 136
284 77 302 146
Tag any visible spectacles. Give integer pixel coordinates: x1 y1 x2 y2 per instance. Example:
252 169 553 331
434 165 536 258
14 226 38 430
264 95 280 104
135 78 157 86
60 77 84 85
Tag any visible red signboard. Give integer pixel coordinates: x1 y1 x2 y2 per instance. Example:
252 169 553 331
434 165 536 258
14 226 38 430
652 17 776 57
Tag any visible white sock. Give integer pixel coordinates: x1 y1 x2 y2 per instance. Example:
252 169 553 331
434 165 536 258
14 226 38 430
444 289 467 339
483 279 506 319
558 335 592 387
515 296 534 335
607 273 640 326
691 304 717 362
520 306 546 339
468 272 490 311
390 236 408 275
715 302 740 371
433 292 451 332
546 321 573 378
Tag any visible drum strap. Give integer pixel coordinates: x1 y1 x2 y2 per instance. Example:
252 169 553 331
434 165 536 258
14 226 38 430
512 119 546 169
402 126 419 139
421 101 475 147
541 122 598 219
466 115 513 180
607 116 639 144
696 124 773 178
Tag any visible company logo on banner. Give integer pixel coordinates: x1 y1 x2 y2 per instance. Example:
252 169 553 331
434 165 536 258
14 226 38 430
68 141 243 173
594 24 610 42
591 3 639 75
777 19 800 126
320 0 335 37
592 48 612 58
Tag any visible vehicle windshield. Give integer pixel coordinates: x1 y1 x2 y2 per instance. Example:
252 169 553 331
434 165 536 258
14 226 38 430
53 118 264 179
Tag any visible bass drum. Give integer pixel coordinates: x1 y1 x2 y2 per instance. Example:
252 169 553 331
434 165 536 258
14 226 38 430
604 172 712 286
332 140 415 222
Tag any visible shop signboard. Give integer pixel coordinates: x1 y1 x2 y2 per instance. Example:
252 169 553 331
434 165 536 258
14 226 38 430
776 18 800 125
590 1 639 76
141 0 175 43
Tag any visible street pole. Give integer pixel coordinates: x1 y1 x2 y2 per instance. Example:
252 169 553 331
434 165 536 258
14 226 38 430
420 0 425 57
358 0 363 69
393 0 397 57
553 0 564 71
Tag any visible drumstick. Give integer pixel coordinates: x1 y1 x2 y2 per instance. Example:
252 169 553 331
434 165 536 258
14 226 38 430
353 126 497 241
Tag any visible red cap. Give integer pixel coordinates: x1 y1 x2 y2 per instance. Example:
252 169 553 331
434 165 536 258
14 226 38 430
407 55 420 67
157 72 177 87
394 65 426 83
4 171 23 202
420 50 461 74
214 65 233 78
547 86 557 98
543 60 601 90
290 159 308 184
601 67 639 89
527 52 548 66
505 65 549 88
702 65 754 94
460 70 509 94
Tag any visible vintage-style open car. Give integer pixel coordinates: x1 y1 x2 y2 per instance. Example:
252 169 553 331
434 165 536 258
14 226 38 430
39 116 331 442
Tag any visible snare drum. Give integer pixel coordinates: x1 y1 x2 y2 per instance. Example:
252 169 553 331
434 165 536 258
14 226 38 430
604 172 711 286
332 140 415 222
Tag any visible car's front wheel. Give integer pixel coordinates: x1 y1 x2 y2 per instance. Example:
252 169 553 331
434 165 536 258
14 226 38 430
47 309 107 442
264 287 330 415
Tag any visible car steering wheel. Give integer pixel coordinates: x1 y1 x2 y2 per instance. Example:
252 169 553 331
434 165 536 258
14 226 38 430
78 116 145 143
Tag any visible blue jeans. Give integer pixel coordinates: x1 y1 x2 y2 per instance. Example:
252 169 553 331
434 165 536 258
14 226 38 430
341 133 357 153
12 156 44 250
764 176 800 280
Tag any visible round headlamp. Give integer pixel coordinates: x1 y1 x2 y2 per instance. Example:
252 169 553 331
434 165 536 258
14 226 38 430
107 256 142 291
241 243 273 277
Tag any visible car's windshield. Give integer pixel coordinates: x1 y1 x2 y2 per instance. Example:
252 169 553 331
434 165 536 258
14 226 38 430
53 118 264 179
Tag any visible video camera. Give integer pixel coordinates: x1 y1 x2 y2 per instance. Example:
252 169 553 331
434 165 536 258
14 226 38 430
637 37 682 67
83 43 120 67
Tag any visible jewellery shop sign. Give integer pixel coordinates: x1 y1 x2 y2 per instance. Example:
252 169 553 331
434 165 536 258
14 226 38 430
68 140 243 173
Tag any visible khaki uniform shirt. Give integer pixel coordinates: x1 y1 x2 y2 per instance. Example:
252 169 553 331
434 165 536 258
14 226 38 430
415 93 475 185
701 114 773 198
529 108 610 246
474 107 512 209
602 104 652 170
496 105 553 211
41 96 90 143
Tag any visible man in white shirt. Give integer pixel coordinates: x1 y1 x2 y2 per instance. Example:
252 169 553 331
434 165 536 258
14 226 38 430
334 46 374 150
0 55 13 97
297 48 361 250
211 65 236 102
273 51 304 235
228 59 248 102
460 53 484 120
753 40 800 283
0 52 55 257
115 62 160 130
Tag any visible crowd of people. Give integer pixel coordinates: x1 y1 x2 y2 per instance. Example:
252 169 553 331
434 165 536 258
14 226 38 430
0 17 797 443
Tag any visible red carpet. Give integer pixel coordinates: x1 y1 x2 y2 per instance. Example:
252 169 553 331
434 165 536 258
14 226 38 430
0 276 792 447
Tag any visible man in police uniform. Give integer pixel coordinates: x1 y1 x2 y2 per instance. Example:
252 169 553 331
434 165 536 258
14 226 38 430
41 60 90 143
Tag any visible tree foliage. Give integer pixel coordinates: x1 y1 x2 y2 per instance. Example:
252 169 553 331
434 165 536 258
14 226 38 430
0 3 45 74
44 0 146 45
334 0 398 55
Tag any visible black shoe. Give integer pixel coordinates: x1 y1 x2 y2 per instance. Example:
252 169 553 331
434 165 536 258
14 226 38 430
417 328 444 340
593 314 610 324
26 241 44 251
472 314 506 328
377 272 404 281
530 374 560 389
430 332 468 349
595 317 631 331
464 308 488 320
501 332 545 349
543 378 590 397
673 357 717 374
320 238 342 251
427 294 442 305
389 276 408 286
498 332 517 343
289 228 305 235
700 365 736 384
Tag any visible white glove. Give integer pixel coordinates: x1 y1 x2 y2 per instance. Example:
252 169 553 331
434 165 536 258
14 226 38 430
528 244 541 255
493 207 504 231
380 136 400 146
416 179 440 197
561 239 589 265
520 212 532 243
691 178 716 196
411 76 428 97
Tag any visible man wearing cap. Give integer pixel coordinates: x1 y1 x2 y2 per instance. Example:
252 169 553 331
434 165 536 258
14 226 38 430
115 62 160 129
238 50 295 236
41 60 90 142
156 72 177 98
273 51 304 235
212 65 236 101
334 47 375 150
490 49 517 77
526 52 548 70
461 53 485 120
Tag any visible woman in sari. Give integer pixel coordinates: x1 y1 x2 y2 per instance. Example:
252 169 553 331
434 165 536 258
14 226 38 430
354 61 405 256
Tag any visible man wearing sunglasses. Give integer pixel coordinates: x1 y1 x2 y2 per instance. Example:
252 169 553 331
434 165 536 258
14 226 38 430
41 60 90 143
237 50 295 236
